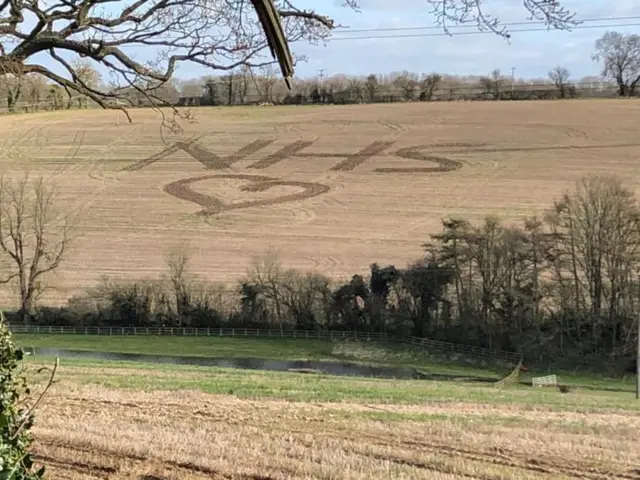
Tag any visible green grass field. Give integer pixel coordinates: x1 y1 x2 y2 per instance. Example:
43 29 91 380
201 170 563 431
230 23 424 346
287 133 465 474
15 334 510 378
25 356 638 410
16 334 637 392
15 334 340 360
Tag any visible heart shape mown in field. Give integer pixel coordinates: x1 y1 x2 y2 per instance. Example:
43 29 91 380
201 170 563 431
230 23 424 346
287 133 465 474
163 174 330 215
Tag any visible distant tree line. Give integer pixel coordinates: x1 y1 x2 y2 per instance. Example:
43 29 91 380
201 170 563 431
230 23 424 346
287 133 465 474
2 174 639 373
1 31 638 113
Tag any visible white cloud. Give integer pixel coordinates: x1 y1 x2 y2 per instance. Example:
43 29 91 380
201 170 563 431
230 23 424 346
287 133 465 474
291 0 640 79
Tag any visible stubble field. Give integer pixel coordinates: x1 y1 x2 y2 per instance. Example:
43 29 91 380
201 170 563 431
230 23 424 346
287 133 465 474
0 99 639 306
24 358 640 480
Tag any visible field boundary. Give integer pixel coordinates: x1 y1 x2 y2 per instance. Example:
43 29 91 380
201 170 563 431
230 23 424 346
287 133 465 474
7 324 522 363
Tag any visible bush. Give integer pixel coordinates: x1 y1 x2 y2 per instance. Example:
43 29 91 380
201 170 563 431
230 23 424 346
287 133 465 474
0 311 46 479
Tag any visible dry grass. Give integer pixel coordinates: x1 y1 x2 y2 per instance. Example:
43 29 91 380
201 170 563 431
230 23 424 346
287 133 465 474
1 100 639 306
29 370 640 480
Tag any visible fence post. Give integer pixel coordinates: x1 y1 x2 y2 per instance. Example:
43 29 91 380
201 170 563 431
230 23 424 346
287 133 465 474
219 327 222 337
207 328 210 336
244 328 247 337
232 328 235 337
269 330 271 339
306 331 308 339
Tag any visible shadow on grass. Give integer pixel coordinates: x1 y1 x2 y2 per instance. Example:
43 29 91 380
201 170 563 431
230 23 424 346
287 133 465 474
31 347 502 383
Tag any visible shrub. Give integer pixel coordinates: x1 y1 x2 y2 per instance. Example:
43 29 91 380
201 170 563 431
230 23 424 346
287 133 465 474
0 311 47 479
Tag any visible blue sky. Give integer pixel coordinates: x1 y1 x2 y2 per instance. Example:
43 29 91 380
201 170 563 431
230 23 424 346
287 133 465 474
218 0 640 81
24 0 640 83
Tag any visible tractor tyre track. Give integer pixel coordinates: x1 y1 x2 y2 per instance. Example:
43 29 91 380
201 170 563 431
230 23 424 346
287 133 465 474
35 439 290 480
279 426 636 480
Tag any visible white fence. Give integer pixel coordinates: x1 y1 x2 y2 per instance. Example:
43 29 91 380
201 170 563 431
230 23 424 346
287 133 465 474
406 336 521 363
532 374 558 387
8 325 390 341
8 324 522 363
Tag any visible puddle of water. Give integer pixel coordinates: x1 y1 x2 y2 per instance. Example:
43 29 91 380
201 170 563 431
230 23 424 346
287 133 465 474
30 348 497 382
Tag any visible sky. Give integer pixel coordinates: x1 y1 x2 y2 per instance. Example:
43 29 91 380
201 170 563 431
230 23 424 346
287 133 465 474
21 0 640 84
210 0 640 81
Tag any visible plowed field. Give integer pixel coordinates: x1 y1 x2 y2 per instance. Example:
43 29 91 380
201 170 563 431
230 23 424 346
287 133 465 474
1 100 639 305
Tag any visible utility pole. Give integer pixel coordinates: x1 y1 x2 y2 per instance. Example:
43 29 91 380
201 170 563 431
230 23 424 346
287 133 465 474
317 69 325 86
511 67 516 94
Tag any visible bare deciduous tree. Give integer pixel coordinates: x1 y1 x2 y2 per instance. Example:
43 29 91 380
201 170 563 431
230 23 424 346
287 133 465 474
0 0 579 122
593 31 640 97
0 0 354 125
490 69 504 98
545 176 640 350
279 270 331 330
71 60 102 108
23 74 48 112
0 73 22 112
237 66 251 105
420 73 442 101
247 251 286 331
0 175 75 321
479 69 504 98
364 74 379 103
165 243 192 324
252 64 278 103
393 71 419 101
549 66 571 98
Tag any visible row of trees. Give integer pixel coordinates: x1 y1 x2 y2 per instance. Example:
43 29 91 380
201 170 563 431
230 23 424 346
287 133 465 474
1 173 639 370
189 30 640 104
1 31 638 113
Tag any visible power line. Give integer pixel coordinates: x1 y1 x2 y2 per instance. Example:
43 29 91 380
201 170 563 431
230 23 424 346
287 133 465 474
327 22 640 41
333 15 640 34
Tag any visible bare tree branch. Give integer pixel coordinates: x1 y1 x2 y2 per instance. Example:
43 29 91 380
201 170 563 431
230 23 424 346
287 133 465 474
0 0 580 123
593 32 640 97
425 0 578 39
0 174 76 321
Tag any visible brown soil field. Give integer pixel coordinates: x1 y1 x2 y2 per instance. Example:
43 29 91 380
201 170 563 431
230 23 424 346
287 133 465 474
30 376 640 480
1 99 639 305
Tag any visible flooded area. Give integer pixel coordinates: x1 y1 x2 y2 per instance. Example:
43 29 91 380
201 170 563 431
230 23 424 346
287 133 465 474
31 348 498 382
